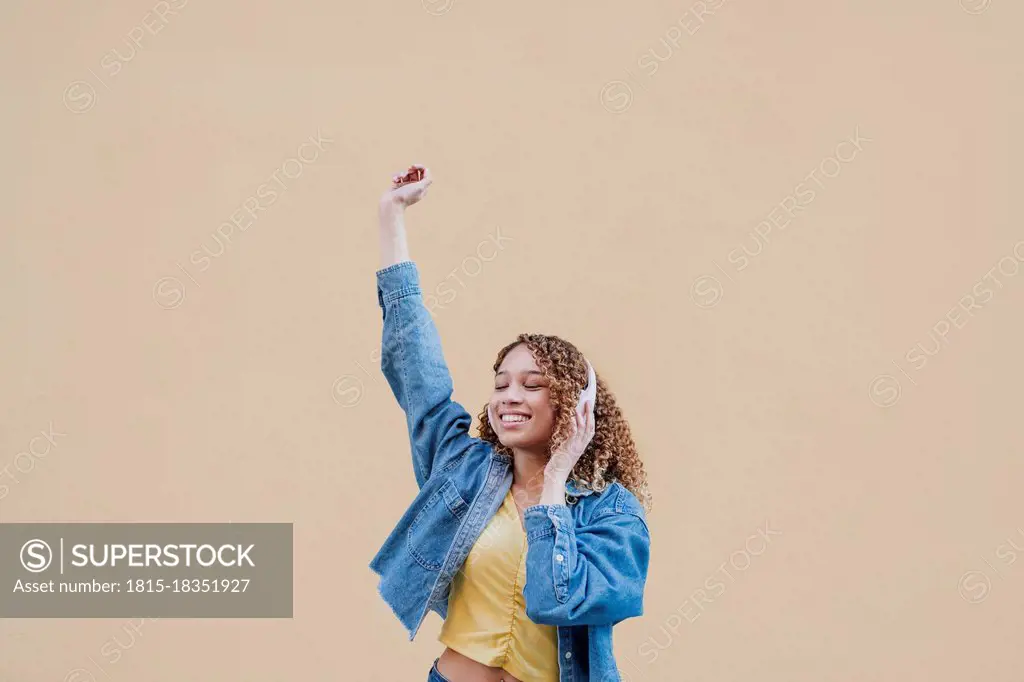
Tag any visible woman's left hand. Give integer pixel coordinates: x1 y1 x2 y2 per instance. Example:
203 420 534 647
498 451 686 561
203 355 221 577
544 401 596 483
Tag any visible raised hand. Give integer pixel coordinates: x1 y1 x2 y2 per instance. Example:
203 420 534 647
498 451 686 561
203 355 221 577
382 164 432 208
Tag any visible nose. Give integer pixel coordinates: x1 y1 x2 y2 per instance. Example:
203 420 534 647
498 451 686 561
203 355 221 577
502 383 526 403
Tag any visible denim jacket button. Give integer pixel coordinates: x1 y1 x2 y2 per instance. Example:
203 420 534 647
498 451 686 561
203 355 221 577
565 651 572 659
555 554 564 563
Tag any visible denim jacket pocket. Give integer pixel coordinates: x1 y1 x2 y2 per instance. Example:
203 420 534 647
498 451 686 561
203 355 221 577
407 478 470 571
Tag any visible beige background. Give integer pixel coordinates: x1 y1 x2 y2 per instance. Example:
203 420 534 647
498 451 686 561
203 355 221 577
2 0 1022 680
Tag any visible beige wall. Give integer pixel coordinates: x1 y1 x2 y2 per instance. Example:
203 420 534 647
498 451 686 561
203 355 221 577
2 0 1022 679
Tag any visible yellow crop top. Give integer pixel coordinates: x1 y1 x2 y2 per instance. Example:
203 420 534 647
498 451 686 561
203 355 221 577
439 489 559 681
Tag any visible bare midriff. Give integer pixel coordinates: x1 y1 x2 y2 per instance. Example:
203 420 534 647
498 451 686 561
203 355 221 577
436 647 526 682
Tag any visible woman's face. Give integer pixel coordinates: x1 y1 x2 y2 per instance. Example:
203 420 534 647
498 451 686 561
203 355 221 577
490 343 556 450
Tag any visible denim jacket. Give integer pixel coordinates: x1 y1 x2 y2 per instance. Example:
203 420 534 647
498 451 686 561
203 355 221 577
369 260 651 682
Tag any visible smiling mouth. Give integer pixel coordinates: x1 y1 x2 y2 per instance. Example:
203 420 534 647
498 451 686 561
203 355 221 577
499 415 532 426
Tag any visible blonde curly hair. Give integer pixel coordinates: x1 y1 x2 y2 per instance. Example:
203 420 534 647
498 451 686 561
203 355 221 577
476 333 652 513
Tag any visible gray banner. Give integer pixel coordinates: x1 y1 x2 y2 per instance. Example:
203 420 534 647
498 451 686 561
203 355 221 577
0 523 292 618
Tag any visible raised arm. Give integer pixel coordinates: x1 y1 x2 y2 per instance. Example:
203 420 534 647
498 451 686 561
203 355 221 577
379 195 410 269
379 163 431 269
376 165 481 488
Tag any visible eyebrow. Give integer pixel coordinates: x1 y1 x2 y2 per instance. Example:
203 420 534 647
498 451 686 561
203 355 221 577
495 370 545 377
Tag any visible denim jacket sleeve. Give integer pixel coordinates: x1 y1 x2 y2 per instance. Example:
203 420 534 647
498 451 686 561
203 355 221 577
376 260 480 488
521 486 651 627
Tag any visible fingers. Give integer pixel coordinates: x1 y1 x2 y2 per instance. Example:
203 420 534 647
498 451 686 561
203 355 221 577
391 166 416 187
389 165 432 196
409 166 431 189
574 401 594 445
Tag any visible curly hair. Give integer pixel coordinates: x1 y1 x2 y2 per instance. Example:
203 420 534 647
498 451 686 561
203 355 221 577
476 333 652 513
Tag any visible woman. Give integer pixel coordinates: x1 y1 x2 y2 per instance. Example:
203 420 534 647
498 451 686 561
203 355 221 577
370 164 652 682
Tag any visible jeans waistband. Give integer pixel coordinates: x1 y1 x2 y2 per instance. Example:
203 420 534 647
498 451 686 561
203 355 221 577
428 657 451 682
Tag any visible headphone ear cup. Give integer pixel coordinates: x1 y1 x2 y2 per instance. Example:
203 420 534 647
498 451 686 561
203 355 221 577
584 361 597 411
